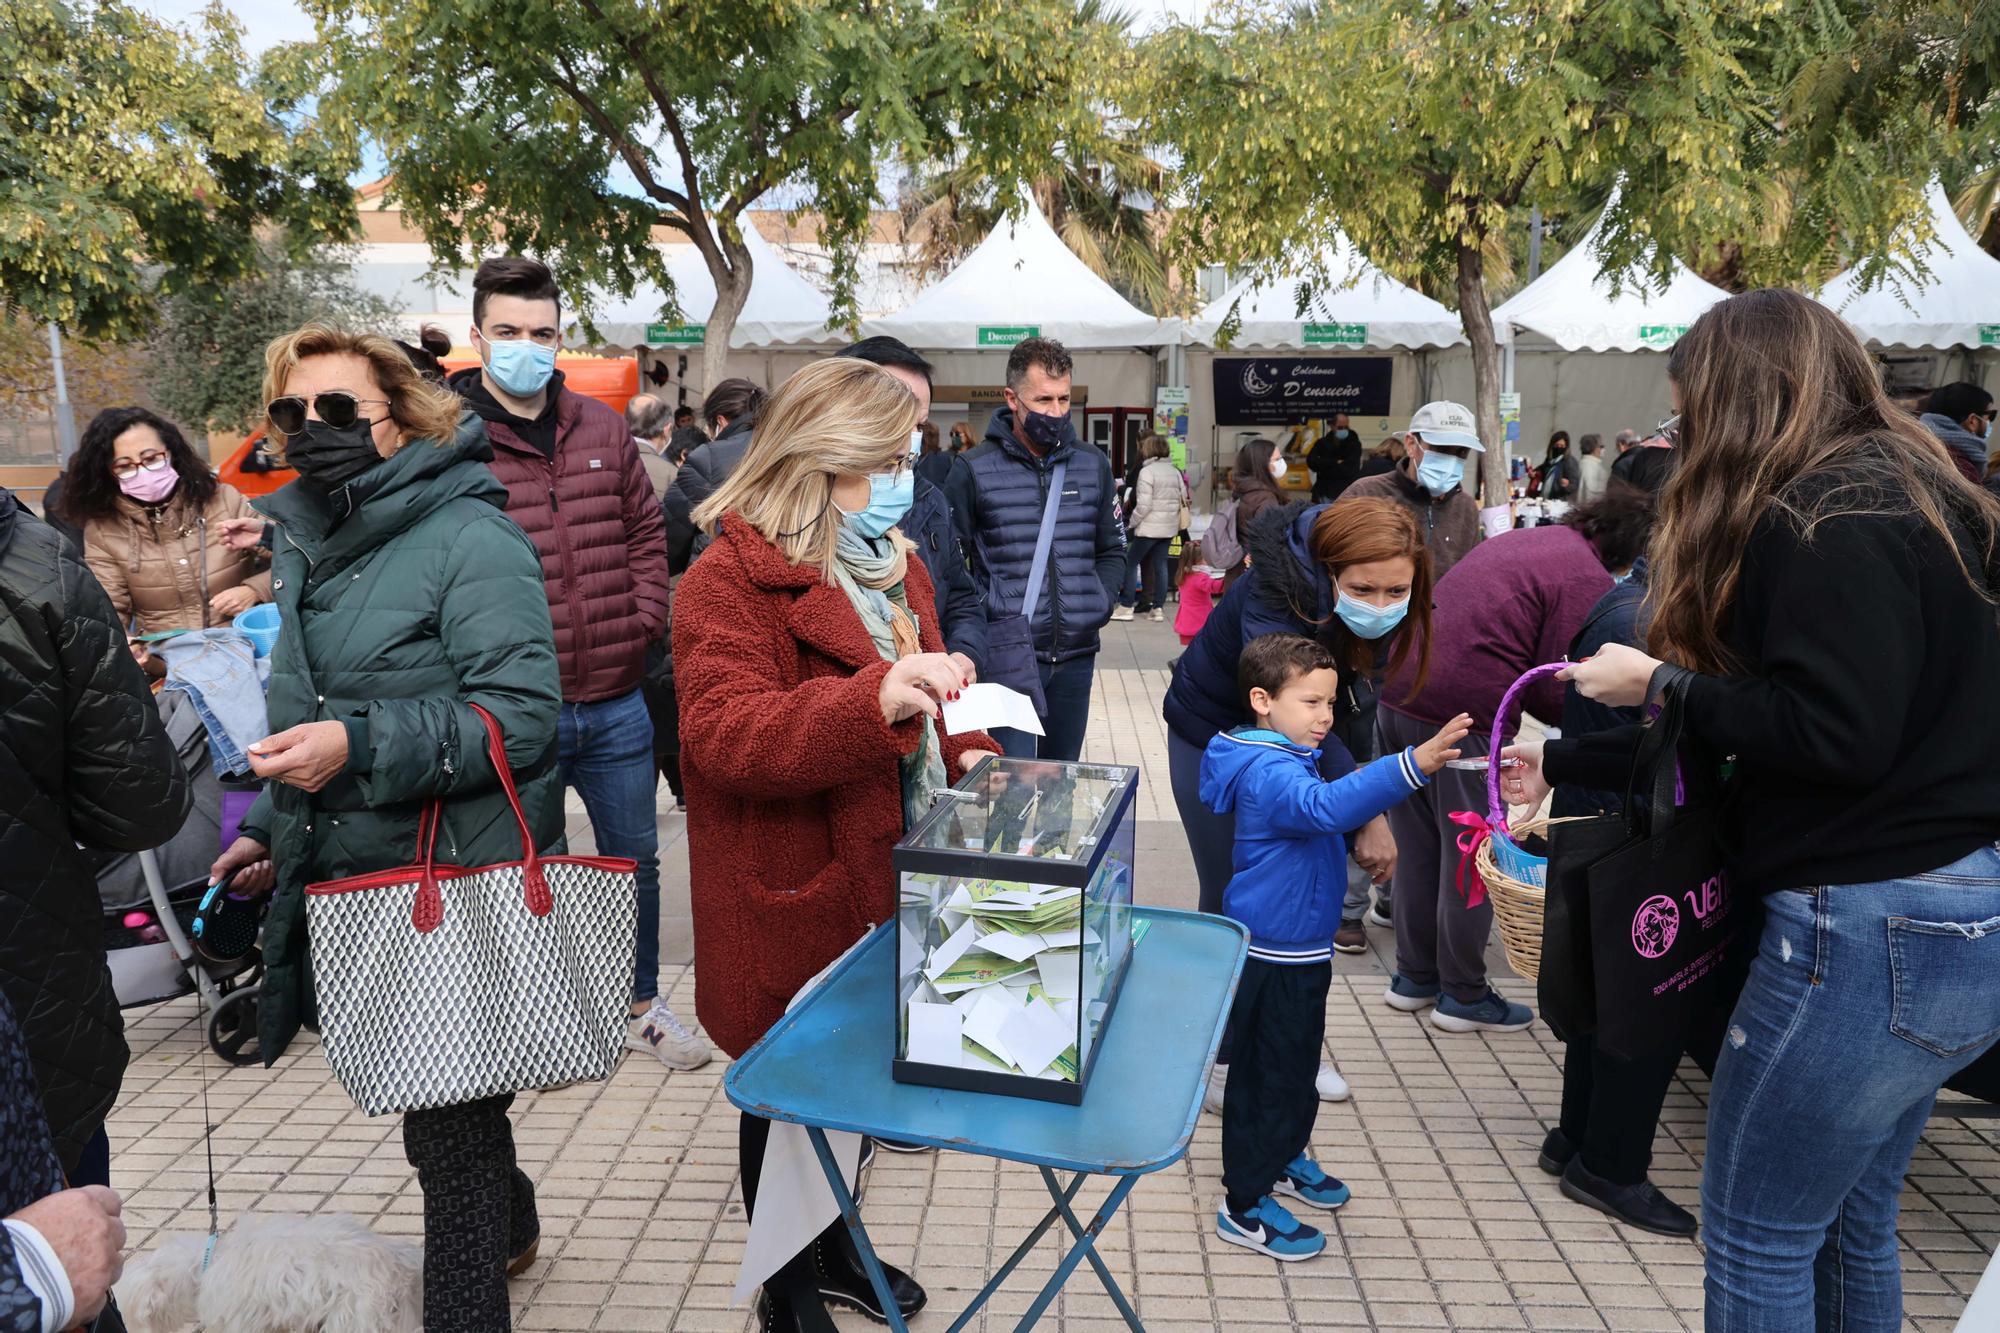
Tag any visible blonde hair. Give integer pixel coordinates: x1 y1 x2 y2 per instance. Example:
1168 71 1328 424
692 359 920 583
262 323 464 448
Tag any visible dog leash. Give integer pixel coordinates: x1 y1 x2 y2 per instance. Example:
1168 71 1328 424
197 988 220 1273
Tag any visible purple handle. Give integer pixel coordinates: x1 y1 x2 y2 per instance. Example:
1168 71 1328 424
1485 662 1571 827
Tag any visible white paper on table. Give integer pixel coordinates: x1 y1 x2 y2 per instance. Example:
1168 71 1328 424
906 1000 964 1066
970 930 1051 963
941 682 1045 737
922 919 979 982
732 1122 862 1306
1001 997 1075 1077
1036 953 1082 1000
961 987 1021 1067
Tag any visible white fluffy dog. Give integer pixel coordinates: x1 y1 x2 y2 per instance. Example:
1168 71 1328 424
118 1213 423 1333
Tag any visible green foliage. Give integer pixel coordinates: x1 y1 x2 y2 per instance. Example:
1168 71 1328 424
149 246 401 433
309 0 1114 377
0 0 361 341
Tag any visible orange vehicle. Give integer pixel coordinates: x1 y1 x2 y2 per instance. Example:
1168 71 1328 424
220 352 643 497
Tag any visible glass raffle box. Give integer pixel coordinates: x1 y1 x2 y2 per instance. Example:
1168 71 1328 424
892 756 1139 1105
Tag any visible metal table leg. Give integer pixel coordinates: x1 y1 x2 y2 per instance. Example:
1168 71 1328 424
805 1127 909 1333
1037 1166 1144 1330
1013 1172 1141 1332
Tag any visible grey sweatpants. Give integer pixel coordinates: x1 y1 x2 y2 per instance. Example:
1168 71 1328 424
1377 706 1496 1004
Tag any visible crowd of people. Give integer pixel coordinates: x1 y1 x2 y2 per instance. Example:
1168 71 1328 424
1 271 1996 1332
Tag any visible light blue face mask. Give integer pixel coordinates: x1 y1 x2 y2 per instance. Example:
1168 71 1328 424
1334 588 1410 640
483 337 557 398
840 469 916 539
1612 569 1635 585
1415 450 1465 497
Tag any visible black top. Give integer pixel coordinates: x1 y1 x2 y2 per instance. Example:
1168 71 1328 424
457 370 561 459
1546 497 2000 893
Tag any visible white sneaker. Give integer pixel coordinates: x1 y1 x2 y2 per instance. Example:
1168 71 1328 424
1203 1062 1227 1115
625 998 713 1070
1315 1062 1350 1102
1149 608 1165 623
1110 605 1135 622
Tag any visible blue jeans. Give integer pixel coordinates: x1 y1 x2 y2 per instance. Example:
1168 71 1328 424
995 655 1096 763
1120 536 1173 611
556 689 660 1004
1703 843 2000 1332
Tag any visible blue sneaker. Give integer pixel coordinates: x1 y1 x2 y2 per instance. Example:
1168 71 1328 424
1216 1195 1326 1262
1273 1155 1351 1211
1430 988 1535 1033
1383 974 1441 1013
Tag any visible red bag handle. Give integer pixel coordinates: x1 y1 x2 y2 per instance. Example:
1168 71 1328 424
410 703 552 932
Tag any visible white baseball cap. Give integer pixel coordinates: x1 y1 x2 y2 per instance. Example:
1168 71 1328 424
1407 400 1485 452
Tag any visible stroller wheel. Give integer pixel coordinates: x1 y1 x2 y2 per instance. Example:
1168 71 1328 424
209 986 264 1067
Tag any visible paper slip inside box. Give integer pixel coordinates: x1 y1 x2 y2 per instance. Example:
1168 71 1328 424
922 919 978 981
906 1000 964 1067
961 987 1021 1067
941 682 1044 737
1001 997 1074 1077
1035 951 1082 999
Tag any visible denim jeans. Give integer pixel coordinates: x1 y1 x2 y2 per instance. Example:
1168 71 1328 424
1703 843 2000 1332
556 689 660 1004
1119 536 1173 611
995 655 1096 763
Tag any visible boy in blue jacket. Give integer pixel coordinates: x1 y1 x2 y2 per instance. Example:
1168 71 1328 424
1201 633 1470 1260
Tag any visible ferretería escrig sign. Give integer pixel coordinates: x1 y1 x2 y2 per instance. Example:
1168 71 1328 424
1212 357 1394 426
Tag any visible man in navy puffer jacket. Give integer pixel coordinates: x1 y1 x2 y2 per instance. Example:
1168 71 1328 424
945 337 1125 761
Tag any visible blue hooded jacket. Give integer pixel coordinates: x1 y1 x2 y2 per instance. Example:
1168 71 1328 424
1199 727 1429 963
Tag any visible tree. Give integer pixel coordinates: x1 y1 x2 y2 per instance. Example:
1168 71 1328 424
900 128 1186 316
0 0 360 342
1131 0 1993 503
149 245 403 434
310 0 1115 389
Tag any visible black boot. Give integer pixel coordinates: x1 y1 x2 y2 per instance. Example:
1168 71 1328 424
1537 1127 1579 1177
756 1287 840 1333
1559 1158 1698 1238
813 1226 928 1324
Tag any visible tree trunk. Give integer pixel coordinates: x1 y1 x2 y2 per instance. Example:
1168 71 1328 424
697 228 754 396
1454 239 1509 512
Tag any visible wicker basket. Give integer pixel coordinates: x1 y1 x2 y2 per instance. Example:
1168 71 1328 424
1473 814 1589 983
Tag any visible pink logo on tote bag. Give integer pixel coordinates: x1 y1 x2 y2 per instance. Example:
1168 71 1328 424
1632 896 1681 959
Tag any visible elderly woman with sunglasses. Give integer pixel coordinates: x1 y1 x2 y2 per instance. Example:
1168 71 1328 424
207 323 564 1332
57 406 273 669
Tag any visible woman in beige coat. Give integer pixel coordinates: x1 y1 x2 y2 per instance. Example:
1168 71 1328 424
1112 432 1186 622
61 408 270 664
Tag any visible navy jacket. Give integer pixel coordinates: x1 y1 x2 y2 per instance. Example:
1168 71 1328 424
944 409 1125 665
904 475 989 672
1200 727 1427 962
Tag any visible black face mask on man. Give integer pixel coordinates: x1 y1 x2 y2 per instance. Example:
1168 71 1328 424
1017 407 1072 451
287 417 385 491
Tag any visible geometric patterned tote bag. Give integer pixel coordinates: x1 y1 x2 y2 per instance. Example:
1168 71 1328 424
305 705 638 1115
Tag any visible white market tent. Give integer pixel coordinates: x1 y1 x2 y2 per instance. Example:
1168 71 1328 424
1185 234 1466 350
590 224 841 348
1818 181 2000 350
1490 194 1730 352
862 195 1176 348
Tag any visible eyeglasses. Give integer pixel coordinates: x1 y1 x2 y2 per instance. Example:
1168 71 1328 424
266 392 391 438
110 451 170 480
1653 414 1682 446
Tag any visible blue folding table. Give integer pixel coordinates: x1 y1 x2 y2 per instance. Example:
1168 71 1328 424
725 905 1247 1332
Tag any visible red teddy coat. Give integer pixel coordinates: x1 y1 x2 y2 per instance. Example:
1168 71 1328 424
672 514 995 1058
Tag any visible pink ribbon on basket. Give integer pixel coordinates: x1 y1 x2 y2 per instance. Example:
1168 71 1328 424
1449 810 1496 908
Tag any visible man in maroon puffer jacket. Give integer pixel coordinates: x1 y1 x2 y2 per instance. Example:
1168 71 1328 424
447 256 708 1071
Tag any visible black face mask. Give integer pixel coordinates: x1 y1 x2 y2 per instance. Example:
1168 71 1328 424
1018 407 1072 451
287 417 384 491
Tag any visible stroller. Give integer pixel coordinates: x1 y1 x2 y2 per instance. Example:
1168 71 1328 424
97 689 271 1065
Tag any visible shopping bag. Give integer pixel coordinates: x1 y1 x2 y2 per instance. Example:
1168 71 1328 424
1579 682 1746 1060
305 705 638 1115
1539 811 1623 1043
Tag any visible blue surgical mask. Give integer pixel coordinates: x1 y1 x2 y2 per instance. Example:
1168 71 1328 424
1334 589 1410 640
840 469 916 539
1415 450 1464 497
1612 569 1635 585
483 337 557 398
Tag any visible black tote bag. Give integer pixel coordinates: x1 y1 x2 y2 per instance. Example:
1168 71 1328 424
982 461 1066 717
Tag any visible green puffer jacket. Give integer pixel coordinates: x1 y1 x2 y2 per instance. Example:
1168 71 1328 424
240 415 563 1063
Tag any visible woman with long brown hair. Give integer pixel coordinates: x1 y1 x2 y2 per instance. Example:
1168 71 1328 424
1165 495 1435 1106
1507 289 2000 1328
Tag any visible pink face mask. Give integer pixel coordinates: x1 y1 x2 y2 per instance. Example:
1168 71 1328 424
118 463 179 504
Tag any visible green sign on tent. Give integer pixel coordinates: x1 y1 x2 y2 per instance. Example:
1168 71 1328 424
1981 324 2000 347
1302 323 1368 347
1637 324 1690 348
976 325 1040 347
646 323 706 345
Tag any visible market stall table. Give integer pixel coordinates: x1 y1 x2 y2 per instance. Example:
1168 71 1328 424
724 905 1247 1332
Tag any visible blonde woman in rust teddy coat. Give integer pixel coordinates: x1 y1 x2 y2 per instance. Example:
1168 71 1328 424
675 357 995 1333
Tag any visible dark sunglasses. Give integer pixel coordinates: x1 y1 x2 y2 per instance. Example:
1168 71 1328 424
267 392 390 437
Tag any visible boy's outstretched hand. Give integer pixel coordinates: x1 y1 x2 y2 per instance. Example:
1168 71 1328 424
1413 713 1474 775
